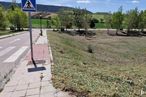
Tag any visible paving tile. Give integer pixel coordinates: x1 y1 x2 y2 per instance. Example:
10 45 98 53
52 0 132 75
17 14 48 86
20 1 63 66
26 88 40 96
28 82 41 89
40 92 54 97
15 84 28 91
41 81 52 87
40 86 56 94
5 81 18 87
3 86 16 92
18 79 29 85
0 92 12 97
11 90 26 97
26 94 39 97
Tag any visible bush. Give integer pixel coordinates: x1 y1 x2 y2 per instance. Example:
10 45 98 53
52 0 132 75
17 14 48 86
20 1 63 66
0 6 7 30
10 25 16 31
87 45 94 53
60 27 65 32
127 30 141 36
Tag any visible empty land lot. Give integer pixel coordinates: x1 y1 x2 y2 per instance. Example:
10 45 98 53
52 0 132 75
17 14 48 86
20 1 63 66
47 30 146 97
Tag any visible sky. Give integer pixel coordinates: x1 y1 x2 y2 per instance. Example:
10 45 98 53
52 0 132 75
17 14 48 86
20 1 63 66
0 0 146 13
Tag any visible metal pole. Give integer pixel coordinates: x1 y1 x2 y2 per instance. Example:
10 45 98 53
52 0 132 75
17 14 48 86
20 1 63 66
28 12 34 61
40 15 43 36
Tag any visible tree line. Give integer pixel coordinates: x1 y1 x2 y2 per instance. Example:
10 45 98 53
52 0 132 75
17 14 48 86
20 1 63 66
105 7 146 36
0 5 27 31
48 8 95 31
50 7 146 36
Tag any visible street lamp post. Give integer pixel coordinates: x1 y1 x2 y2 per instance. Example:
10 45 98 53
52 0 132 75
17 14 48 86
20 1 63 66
40 14 43 36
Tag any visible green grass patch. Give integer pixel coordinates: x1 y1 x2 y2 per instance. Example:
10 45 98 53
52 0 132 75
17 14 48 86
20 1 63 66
32 18 48 28
95 23 106 28
48 31 146 97
0 30 13 36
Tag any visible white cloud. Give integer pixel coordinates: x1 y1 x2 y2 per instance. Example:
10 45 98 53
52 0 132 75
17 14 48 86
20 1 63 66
76 0 90 4
131 0 140 4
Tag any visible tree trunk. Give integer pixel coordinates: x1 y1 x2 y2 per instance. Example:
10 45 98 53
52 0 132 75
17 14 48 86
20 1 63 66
127 29 130 36
107 28 109 35
116 29 118 35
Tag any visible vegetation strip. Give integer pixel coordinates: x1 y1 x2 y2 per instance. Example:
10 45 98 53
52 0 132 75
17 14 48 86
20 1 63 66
48 30 146 97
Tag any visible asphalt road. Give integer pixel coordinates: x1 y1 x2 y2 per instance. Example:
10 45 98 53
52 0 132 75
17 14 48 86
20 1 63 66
0 29 40 78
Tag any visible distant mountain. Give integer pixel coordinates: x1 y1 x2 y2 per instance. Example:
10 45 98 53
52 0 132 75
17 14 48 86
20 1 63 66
0 1 92 13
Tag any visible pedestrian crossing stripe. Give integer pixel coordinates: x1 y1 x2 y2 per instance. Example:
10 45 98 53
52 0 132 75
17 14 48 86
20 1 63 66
23 0 35 10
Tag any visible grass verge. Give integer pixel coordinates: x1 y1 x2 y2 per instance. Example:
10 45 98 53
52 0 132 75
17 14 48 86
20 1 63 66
47 30 146 97
32 18 48 28
0 30 14 36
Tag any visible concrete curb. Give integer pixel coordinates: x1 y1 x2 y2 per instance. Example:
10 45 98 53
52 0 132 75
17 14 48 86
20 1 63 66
48 46 54 65
46 29 54 65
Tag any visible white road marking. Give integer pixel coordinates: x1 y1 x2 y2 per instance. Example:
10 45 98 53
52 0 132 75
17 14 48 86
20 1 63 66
4 46 28 63
9 38 20 44
0 47 15 57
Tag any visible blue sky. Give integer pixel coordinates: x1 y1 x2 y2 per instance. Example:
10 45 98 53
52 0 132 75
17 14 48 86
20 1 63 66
0 0 145 13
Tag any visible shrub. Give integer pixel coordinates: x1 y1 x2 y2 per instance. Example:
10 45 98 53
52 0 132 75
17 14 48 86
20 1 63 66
87 45 94 53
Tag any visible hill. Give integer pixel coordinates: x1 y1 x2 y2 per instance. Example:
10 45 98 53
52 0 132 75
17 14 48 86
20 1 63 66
95 12 109 15
0 1 92 13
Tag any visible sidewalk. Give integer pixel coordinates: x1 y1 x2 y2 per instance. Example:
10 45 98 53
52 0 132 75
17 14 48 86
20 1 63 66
0 29 75 97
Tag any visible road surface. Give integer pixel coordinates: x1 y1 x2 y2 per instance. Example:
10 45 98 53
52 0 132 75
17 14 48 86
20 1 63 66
0 29 40 78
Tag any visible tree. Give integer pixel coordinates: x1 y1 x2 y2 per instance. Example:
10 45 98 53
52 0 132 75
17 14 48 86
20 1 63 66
138 11 144 32
90 19 95 28
104 13 112 34
100 18 104 23
111 6 124 35
0 6 7 30
7 7 28 31
58 9 74 30
125 8 139 31
51 16 61 31
138 10 146 33
92 18 99 23
74 8 91 31
47 16 51 28
142 10 146 28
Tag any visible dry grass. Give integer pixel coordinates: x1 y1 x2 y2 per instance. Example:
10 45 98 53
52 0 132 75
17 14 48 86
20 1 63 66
47 30 146 97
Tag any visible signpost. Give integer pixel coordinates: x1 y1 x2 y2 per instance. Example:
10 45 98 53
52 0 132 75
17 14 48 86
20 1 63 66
21 0 37 65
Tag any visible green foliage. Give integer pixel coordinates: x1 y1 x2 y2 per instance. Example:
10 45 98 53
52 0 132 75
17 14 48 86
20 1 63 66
111 6 124 30
90 20 95 28
104 13 112 29
32 18 47 28
7 7 28 31
124 8 139 30
142 10 146 28
58 9 74 29
32 19 47 28
74 8 91 31
0 6 7 30
51 16 61 30
123 8 146 34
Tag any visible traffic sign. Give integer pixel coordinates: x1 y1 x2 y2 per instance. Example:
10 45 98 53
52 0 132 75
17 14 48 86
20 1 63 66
21 0 36 66
21 0 37 12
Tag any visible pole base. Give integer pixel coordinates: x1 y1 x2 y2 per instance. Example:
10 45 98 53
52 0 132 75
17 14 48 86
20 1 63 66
40 30 43 36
